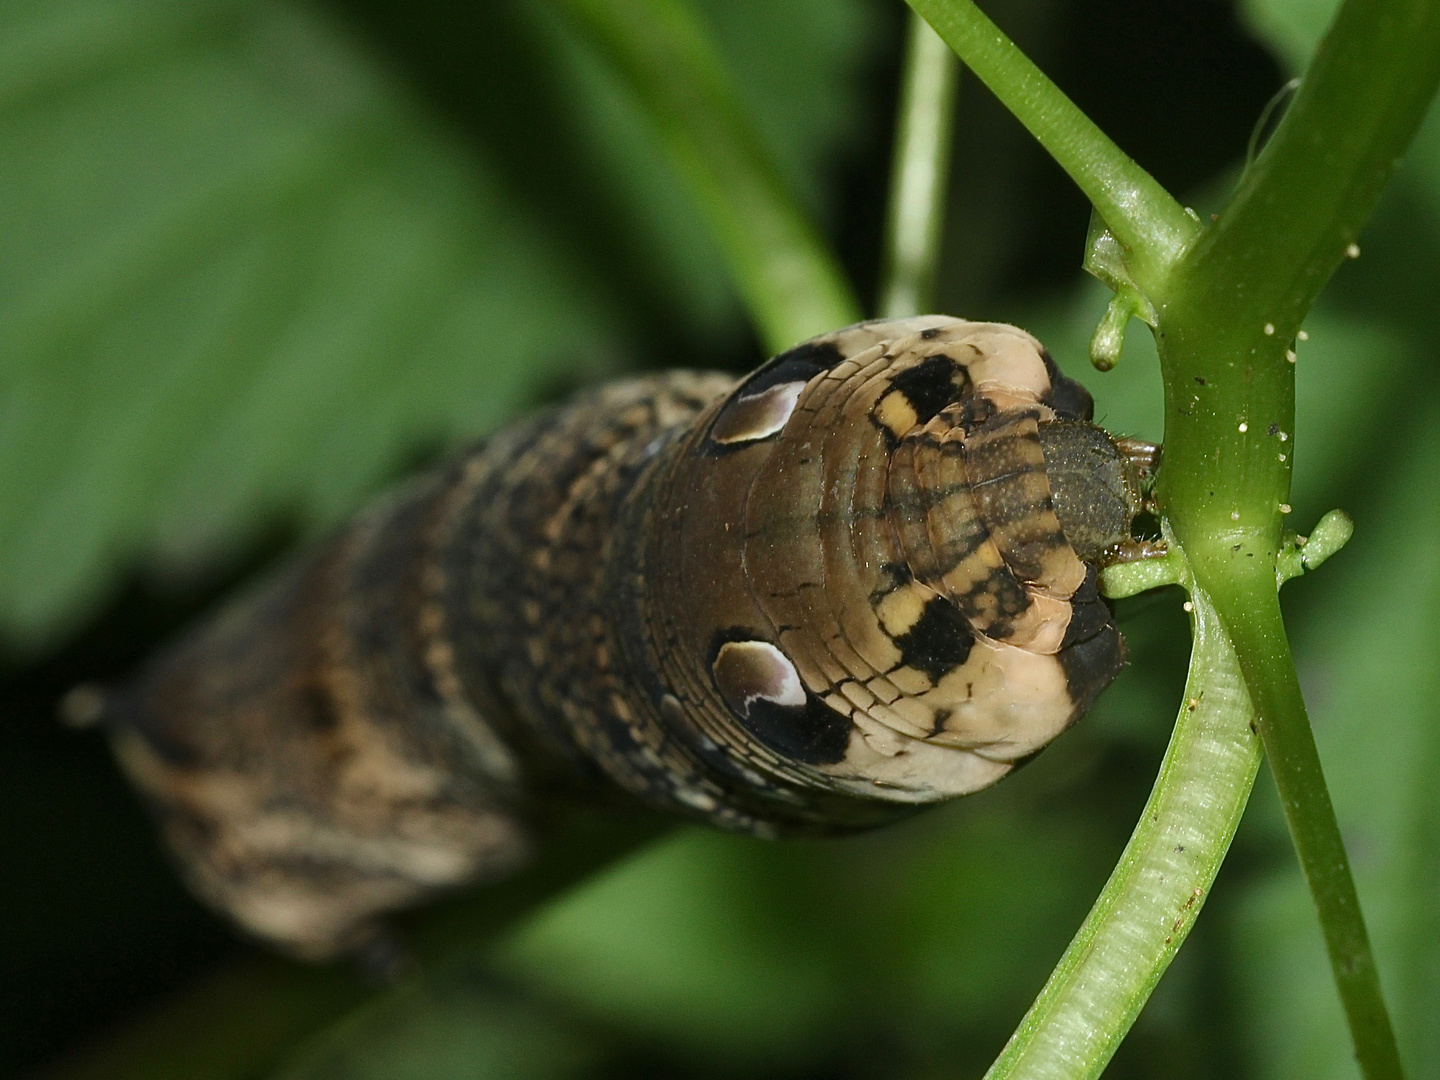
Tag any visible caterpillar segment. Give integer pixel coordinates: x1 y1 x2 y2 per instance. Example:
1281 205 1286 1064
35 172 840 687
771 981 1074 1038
106 316 1153 959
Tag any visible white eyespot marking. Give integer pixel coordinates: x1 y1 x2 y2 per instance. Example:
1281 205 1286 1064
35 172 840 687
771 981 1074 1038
710 381 806 444
712 641 807 717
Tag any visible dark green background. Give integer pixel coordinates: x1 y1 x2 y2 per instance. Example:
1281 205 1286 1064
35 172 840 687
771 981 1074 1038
3 0 1437 1076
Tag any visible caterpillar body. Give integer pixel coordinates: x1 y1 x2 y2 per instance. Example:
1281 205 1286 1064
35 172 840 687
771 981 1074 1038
106 316 1155 960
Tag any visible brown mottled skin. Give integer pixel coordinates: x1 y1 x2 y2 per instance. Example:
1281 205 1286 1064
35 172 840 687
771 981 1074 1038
108 317 1152 959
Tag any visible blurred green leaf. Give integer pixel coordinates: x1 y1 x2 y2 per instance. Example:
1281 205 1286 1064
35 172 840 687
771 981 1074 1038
1240 0 1341 71
271 974 598 1080
0 0 613 647
1286 309 1408 524
492 828 847 1067
0 0 880 652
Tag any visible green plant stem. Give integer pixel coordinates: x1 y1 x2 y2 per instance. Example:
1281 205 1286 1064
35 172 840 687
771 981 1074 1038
1154 2 1440 1075
1163 0 1440 362
902 0 1197 296
550 0 861 353
879 10 959 319
1158 0 1440 571
909 0 1438 1072
1218 576 1402 1078
986 574 1262 1080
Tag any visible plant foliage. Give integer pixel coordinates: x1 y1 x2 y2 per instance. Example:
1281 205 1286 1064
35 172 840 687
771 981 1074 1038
3 0 1439 1077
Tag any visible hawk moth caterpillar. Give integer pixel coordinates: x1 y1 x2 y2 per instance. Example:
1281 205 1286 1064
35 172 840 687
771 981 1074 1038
97 316 1157 960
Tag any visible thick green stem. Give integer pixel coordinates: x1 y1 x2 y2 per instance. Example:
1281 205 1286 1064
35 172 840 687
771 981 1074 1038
1158 0 1440 564
1155 2 1440 1075
1161 0 1440 362
986 575 1262 1080
550 0 861 352
902 0 1198 296
879 10 959 318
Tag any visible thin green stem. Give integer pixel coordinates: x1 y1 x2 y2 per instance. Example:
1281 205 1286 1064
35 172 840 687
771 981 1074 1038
902 0 1197 296
1215 575 1402 1080
1098 552 1183 599
986 571 1262 1080
550 0 861 353
879 10 959 319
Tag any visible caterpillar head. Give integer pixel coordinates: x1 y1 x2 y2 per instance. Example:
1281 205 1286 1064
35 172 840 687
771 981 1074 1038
641 316 1155 819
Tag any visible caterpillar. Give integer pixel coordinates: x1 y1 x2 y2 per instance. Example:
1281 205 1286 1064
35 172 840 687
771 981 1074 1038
101 316 1158 960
